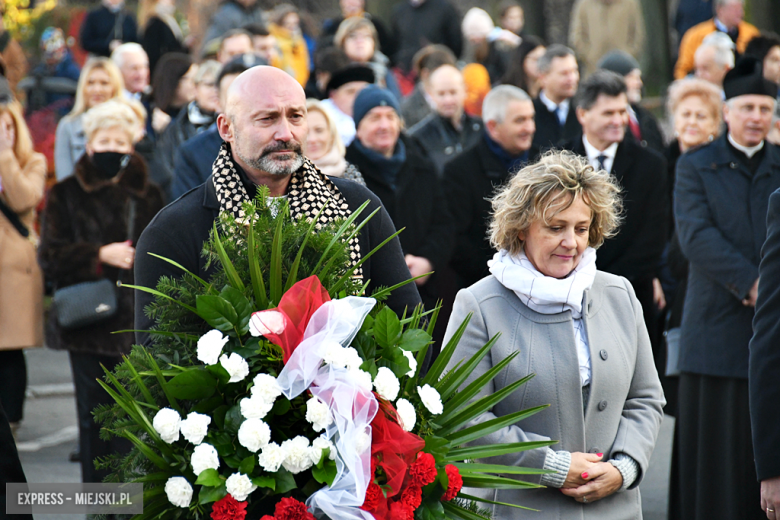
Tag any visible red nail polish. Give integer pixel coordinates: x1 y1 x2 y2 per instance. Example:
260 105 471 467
582 472 588 479
597 453 603 457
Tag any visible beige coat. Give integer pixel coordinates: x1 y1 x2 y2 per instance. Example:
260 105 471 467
569 0 646 77
0 149 46 350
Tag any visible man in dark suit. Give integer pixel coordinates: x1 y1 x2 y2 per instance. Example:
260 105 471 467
675 57 780 519
443 85 538 290
750 187 780 520
532 44 582 151
562 70 668 329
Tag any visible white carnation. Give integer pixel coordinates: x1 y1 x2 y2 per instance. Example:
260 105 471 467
225 472 257 501
417 384 443 415
240 395 274 420
403 350 418 377
191 443 220 476
164 476 192 508
373 367 400 401
251 373 282 403
249 310 286 337
258 442 285 472
342 347 364 372
179 412 211 445
322 342 346 368
220 353 249 383
355 428 372 454
312 435 336 461
353 369 374 392
237 418 272 453
305 396 333 432
281 436 315 474
396 398 416 432
153 408 181 444
197 330 229 365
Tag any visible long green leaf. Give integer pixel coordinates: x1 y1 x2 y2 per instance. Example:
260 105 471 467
329 227 405 294
438 352 520 423
269 205 286 303
456 492 540 511
118 430 169 471
130 472 171 483
311 200 370 274
145 350 180 412
122 285 198 314
284 200 328 292
122 356 156 406
460 474 544 489
212 221 245 291
421 313 473 387
247 213 268 308
131 494 170 520
441 502 493 520
436 333 502 401
453 463 550 475
146 253 212 289
444 440 556 462
436 375 535 436
317 206 380 280
372 273 431 302
444 404 550 446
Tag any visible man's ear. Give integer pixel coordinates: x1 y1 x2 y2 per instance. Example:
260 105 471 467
217 113 233 142
576 106 588 127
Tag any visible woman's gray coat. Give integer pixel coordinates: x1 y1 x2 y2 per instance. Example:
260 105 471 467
54 114 86 181
443 271 665 519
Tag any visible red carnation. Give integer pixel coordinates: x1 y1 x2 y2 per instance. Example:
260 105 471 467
211 494 247 520
361 482 384 511
260 517 275 520
401 485 422 509
390 501 415 520
442 464 463 501
274 497 315 520
409 452 437 487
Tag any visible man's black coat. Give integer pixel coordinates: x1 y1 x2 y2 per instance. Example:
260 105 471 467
750 187 780 482
532 97 582 151
408 112 484 177
135 173 422 347
79 5 138 57
346 134 454 308
442 137 539 289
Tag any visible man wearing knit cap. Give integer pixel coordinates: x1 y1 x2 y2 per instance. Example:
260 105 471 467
674 56 780 519
597 50 664 153
345 85 453 349
321 64 375 146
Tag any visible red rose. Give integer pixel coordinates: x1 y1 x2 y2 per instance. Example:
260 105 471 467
401 485 422 509
390 501 415 520
442 464 463 502
409 452 437 487
361 482 384 511
274 497 315 520
260 517 275 520
211 494 248 520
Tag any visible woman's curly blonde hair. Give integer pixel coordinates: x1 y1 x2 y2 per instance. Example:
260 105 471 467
489 150 623 256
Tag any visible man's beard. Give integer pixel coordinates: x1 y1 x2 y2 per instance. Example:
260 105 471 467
235 138 305 176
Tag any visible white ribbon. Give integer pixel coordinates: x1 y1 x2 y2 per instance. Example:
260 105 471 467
276 297 378 520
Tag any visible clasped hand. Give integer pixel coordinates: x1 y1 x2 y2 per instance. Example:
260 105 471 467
559 452 623 503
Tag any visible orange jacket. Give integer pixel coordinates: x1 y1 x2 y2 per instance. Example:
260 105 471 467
674 19 760 80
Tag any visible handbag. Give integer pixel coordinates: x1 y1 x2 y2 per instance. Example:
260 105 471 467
664 327 682 377
52 199 136 330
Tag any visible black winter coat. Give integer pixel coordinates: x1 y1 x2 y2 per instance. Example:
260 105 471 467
391 0 463 71
346 134 454 308
443 137 539 289
39 153 164 356
532 97 582 151
135 173 422 346
408 113 483 177
141 16 187 74
79 5 138 57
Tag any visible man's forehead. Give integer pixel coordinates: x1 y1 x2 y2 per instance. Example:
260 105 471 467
367 105 398 117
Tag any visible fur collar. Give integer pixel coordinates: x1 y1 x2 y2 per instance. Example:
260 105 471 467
73 152 150 196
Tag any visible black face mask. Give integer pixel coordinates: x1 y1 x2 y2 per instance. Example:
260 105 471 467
91 152 131 179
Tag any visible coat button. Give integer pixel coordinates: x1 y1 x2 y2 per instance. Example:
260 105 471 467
730 162 738 169
598 400 608 411
600 349 608 360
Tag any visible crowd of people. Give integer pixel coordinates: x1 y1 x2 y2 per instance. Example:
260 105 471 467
1 0 780 518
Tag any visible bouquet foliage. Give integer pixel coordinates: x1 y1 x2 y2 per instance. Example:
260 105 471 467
96 189 553 520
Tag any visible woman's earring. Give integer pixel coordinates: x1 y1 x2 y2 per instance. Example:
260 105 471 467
708 134 714 142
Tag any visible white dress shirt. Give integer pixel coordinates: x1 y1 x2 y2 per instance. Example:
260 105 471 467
582 136 619 173
539 90 570 126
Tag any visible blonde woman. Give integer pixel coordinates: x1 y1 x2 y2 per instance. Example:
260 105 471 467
54 57 125 181
334 17 401 99
40 100 164 482
306 99 365 185
444 150 664 518
0 93 46 438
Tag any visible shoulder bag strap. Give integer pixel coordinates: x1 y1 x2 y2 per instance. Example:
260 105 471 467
0 196 29 238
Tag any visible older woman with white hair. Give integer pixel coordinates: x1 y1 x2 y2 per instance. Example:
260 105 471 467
443 150 665 518
305 99 365 185
39 100 164 483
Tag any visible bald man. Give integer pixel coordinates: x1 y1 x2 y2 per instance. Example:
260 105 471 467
134 66 421 346
408 65 483 176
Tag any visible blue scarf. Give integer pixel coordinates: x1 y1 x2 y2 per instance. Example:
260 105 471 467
352 138 406 189
484 132 529 173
